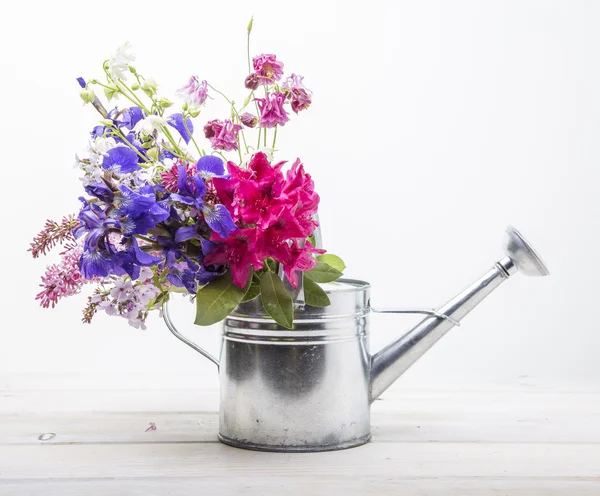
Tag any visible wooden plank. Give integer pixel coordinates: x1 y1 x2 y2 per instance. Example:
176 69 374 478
2 388 599 414
0 443 599 479
1 408 599 445
1 476 599 496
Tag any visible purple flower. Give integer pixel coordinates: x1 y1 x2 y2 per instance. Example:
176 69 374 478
76 77 86 88
196 155 228 180
169 165 207 211
203 119 242 151
120 107 144 130
75 194 163 280
114 185 169 237
176 76 208 106
84 182 115 203
203 204 236 239
244 74 260 90
240 112 258 128
256 92 289 128
167 113 194 144
282 74 312 114
102 147 140 173
252 54 284 85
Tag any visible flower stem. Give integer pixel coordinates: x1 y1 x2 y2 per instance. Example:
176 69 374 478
183 116 202 156
272 125 278 149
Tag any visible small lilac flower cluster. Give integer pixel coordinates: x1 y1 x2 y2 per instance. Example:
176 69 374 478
31 19 343 331
87 267 160 329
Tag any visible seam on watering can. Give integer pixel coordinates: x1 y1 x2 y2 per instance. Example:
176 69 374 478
226 311 370 324
222 332 367 345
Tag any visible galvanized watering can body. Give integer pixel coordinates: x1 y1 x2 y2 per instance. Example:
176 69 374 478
164 226 549 452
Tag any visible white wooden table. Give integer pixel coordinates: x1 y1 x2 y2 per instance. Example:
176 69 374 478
1 378 599 495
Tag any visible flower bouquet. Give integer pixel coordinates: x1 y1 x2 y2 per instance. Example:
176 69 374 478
30 20 345 330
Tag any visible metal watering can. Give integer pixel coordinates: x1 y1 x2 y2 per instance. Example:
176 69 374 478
163 226 549 452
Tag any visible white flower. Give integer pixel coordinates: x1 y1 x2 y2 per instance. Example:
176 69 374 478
133 115 168 136
93 137 118 155
107 42 136 81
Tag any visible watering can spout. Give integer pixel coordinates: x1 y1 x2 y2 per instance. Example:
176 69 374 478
369 226 549 403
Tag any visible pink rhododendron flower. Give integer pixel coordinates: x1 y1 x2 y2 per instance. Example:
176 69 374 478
256 92 289 128
203 119 242 151
282 74 312 114
210 152 323 288
284 240 326 289
176 76 208 106
204 228 265 287
252 54 284 84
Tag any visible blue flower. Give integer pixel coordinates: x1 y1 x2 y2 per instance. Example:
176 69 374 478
102 147 140 173
76 77 86 88
203 204 236 238
114 185 169 236
119 107 144 130
84 182 115 203
169 165 207 211
167 113 194 144
196 155 228 180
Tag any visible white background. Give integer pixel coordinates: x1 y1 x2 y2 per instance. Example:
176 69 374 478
1 0 598 390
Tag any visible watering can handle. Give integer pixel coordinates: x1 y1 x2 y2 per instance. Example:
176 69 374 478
162 300 220 368
370 305 461 326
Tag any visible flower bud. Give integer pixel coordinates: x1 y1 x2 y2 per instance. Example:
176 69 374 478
203 122 216 139
158 97 173 108
240 112 258 128
141 78 158 97
244 73 260 90
131 83 140 90
79 88 96 104
247 16 254 35
182 101 188 112
99 119 113 127
188 107 201 118
147 147 159 162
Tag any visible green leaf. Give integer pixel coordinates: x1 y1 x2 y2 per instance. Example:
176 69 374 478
305 262 343 283
194 272 249 326
303 277 331 308
316 254 346 273
260 271 294 329
241 282 261 302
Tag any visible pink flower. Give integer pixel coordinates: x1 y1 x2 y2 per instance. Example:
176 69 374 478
204 228 265 288
244 73 260 90
240 112 258 128
161 161 197 192
36 246 88 308
203 119 242 151
209 152 324 288
226 153 286 226
252 54 284 84
282 158 320 221
256 92 289 128
176 76 208 106
282 74 312 114
284 240 326 289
